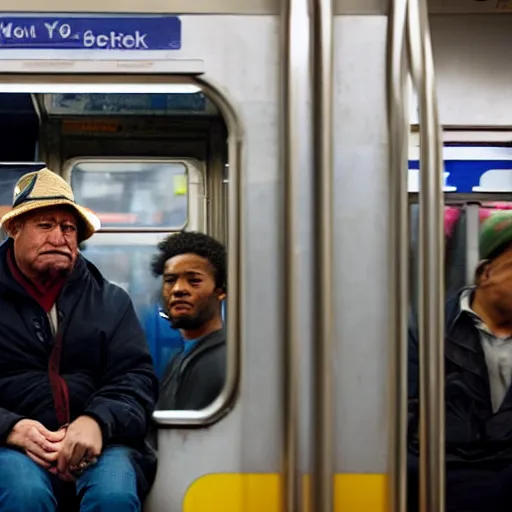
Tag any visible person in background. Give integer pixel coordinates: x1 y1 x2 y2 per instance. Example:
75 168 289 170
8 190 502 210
408 210 512 511
152 231 226 410
0 168 159 511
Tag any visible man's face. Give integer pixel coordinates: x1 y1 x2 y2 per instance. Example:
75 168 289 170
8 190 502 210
162 253 224 331
479 246 512 316
12 207 79 282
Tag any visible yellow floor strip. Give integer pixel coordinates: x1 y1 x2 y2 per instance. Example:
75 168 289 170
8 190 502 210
184 473 387 512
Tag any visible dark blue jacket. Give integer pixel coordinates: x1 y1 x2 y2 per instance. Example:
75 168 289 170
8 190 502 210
408 289 512 465
0 238 159 496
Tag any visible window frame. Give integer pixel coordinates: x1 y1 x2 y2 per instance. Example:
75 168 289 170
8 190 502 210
0 75 243 428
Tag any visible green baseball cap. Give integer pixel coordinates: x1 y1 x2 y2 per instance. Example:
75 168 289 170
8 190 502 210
479 210 512 261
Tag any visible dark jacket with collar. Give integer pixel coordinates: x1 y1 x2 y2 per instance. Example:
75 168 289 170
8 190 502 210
158 328 226 410
408 288 512 465
0 238 159 496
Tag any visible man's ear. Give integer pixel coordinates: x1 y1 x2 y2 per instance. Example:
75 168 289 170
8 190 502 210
217 289 227 302
6 220 21 239
475 259 491 286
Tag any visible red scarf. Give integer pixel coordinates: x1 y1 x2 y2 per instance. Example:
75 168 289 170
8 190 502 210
7 247 65 313
7 247 69 426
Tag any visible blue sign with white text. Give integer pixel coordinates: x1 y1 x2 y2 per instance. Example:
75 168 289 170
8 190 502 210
409 159 512 193
0 16 181 50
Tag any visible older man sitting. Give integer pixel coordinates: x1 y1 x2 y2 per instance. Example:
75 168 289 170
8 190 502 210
0 168 159 511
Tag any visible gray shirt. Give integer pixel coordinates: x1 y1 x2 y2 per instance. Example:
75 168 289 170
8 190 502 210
461 289 512 412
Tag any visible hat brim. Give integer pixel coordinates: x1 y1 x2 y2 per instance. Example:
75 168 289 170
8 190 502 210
0 198 101 241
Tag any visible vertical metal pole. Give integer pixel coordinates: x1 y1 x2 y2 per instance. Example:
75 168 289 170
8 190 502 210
408 0 446 510
465 203 480 285
311 0 334 510
282 0 311 510
387 0 410 510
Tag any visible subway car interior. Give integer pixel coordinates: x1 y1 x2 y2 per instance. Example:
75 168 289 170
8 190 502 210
2 1 512 511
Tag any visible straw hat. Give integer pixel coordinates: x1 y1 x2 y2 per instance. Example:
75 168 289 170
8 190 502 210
0 168 101 241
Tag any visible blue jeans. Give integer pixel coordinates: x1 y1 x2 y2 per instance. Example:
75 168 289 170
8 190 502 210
0 446 141 511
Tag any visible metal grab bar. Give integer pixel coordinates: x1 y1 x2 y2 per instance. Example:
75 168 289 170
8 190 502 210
387 0 410 510
311 0 334 511
407 0 446 511
282 0 310 510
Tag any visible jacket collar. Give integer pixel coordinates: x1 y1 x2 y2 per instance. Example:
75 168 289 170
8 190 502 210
159 327 225 396
443 288 492 403
446 287 474 333
180 327 225 366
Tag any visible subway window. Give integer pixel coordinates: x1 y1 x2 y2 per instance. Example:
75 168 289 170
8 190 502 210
0 85 234 426
69 160 189 229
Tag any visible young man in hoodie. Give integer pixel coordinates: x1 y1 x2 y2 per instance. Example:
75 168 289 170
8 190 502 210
152 231 226 410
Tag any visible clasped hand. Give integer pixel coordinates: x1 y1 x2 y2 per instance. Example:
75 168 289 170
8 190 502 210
6 416 103 481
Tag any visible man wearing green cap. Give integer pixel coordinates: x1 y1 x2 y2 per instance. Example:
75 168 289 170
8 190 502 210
408 210 512 511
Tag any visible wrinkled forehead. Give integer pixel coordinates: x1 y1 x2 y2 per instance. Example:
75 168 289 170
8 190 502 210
163 253 214 277
23 206 78 225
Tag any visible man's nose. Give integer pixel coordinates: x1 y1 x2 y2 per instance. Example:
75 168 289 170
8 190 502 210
172 279 189 296
47 226 66 245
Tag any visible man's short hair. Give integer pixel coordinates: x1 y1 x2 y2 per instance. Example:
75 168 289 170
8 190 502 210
151 231 227 290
